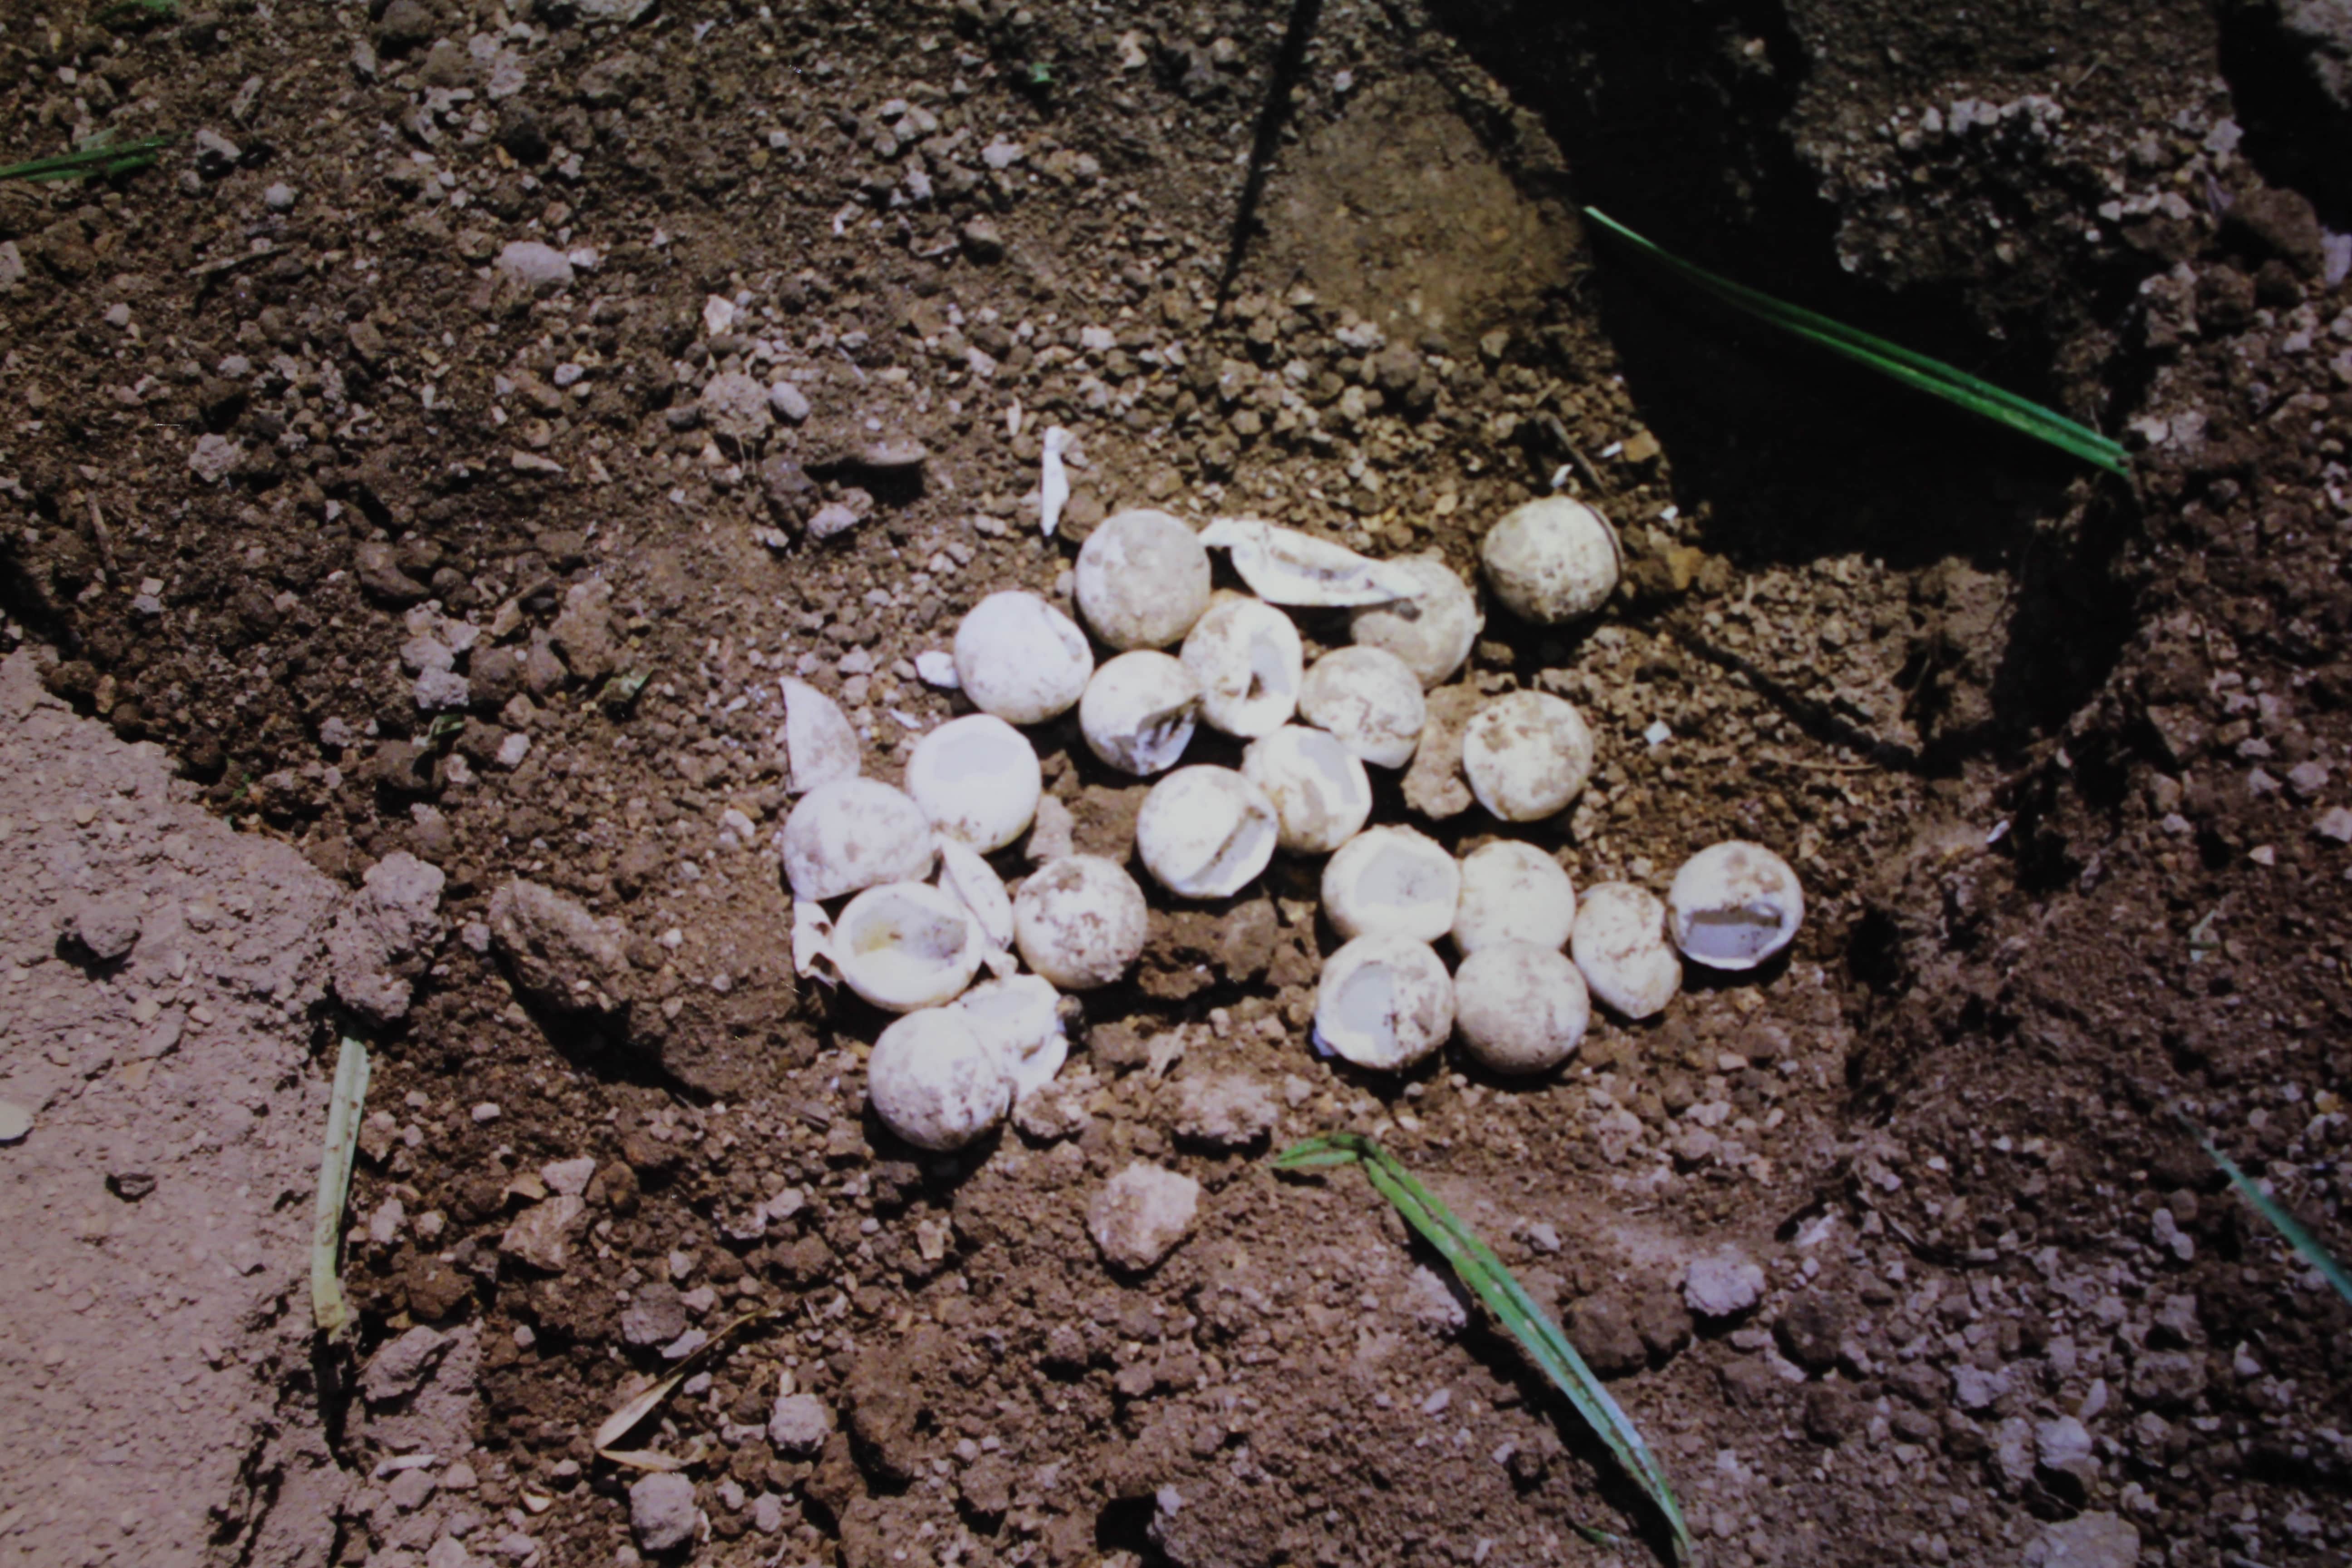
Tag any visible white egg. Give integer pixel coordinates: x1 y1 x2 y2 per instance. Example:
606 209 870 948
951 974 1068 1098
1461 691 1596 822
1136 765 1280 899
905 714 1042 852
1348 553 1484 688
832 881 984 1012
1321 825 1462 942
1480 496 1622 624
1078 651 1201 776
1298 646 1426 768
1451 841 1576 956
1012 855 1149 989
1666 840 1805 971
1453 941 1589 1075
780 779 937 901
953 590 1095 724
1240 725 1372 854
1313 935 1455 1071
1075 509 1213 650
866 1007 1013 1152
1179 593 1303 738
1569 881 1681 1019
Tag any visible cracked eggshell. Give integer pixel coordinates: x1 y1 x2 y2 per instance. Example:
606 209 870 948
1197 516 1424 605
951 974 1068 1098
1666 840 1804 971
832 881 985 1012
953 591 1095 725
1461 691 1595 822
1569 882 1681 1019
1240 725 1372 855
1298 646 1427 769
936 837 1014 955
1079 651 1200 776
1313 935 1455 1071
905 714 1042 852
1321 825 1462 942
1136 765 1279 899
1451 841 1576 956
1348 554 1484 688
781 779 937 902
1454 941 1589 1075
866 1008 1013 1152
1179 593 1303 738
1480 496 1622 625
1012 855 1149 990
779 677 861 794
1075 509 1214 650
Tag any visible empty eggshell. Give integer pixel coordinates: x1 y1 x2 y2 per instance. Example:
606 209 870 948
1451 841 1576 956
953 591 1095 725
866 1007 1013 1152
1240 725 1373 854
1570 882 1681 1019
1180 593 1303 738
1079 651 1201 776
1012 855 1149 989
1666 840 1805 971
781 779 938 901
906 714 1042 851
936 837 1015 956
1075 509 1214 650
1348 554 1484 688
951 974 1068 1098
1136 765 1280 899
1313 935 1456 1071
1322 825 1463 942
1461 691 1596 822
1197 516 1423 606
780 677 861 794
832 881 984 1012
1298 646 1427 769
1454 941 1589 1075
1480 496 1622 625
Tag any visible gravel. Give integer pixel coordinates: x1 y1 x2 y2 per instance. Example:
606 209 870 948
629 1471 699 1553
1088 1161 1201 1271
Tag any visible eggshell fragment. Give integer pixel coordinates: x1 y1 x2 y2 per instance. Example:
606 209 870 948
1348 554 1484 688
1075 509 1214 650
866 1008 1013 1152
905 714 1042 852
1451 841 1576 956
953 591 1095 725
1313 936 1455 1071
779 677 861 794
1480 496 1622 624
1240 725 1372 854
1078 651 1200 776
1298 646 1427 768
832 882 984 1012
1197 516 1423 606
951 974 1068 1098
1461 691 1595 822
1136 765 1279 899
781 779 937 901
1569 882 1681 1019
935 838 1014 955
1180 594 1303 738
1454 941 1589 1075
1666 840 1804 971
1012 855 1149 990
1321 825 1461 942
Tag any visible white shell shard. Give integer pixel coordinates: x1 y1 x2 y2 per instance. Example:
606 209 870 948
779 677 861 794
1452 841 1576 956
935 837 1014 954
1461 691 1596 822
1136 765 1279 899
1079 651 1201 776
1298 646 1427 769
1348 554 1484 688
791 901 840 987
1198 516 1421 606
781 779 937 901
1313 936 1455 1071
1012 855 1150 989
1038 425 1073 538
867 1008 1013 1152
1454 941 1589 1075
1180 594 1303 738
1479 496 1622 625
1666 840 1805 971
1570 882 1681 1019
906 714 1042 852
1240 725 1373 854
951 974 1068 1098
833 881 985 1012
914 650 960 689
1075 509 1214 650
953 591 1095 725
1321 825 1462 943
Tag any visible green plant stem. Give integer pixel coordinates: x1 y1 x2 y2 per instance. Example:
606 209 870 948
0 134 175 182
2176 1108 2352 1308
310 1037 370 1339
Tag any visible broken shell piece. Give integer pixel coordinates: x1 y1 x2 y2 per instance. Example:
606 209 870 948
1075 509 1214 650
867 1008 1013 1152
1038 426 1073 538
1180 594 1303 738
952 974 1068 1098
1451 841 1576 956
781 779 937 901
914 651 960 689
1240 725 1373 854
779 677 861 794
1322 825 1462 943
1013 855 1150 989
1298 646 1427 768
1136 765 1279 899
906 714 1042 852
1454 941 1589 1075
953 591 1094 725
854 436 928 471
1313 935 1455 1071
1198 517 1421 606
1569 882 1681 1019
1079 651 1200 776
936 838 1014 955
833 881 984 1012
1348 554 1484 688
1480 496 1622 625
1461 691 1595 822
791 901 839 986
1666 840 1804 971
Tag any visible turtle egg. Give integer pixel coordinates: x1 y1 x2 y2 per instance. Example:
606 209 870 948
1298 646 1427 769
1137 765 1279 898
1569 882 1681 1019
1012 855 1149 989
1240 725 1372 854
1480 496 1622 625
782 779 937 901
1461 691 1596 822
1179 594 1303 738
1313 935 1456 1071
866 1008 1013 1152
1079 651 1201 776
1666 840 1804 971
832 881 984 1012
1452 841 1576 956
1454 941 1590 1075
906 714 1042 852
1075 509 1214 650
951 974 1068 1098
1322 825 1462 943
953 590 1095 725
1348 554 1484 688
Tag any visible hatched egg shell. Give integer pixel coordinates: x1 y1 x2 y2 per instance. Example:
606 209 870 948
952 974 1068 1098
832 881 984 1012
1075 509 1214 649
780 677 861 794
1012 855 1149 990
791 901 839 985
866 1008 1013 1152
1240 725 1372 854
1454 941 1589 1075
1479 496 1622 625
906 714 1042 851
1298 645 1427 768
1198 516 1422 606
781 779 937 901
1322 825 1461 943
1136 765 1280 899
1452 841 1576 956
1313 935 1455 1071
914 650 960 689
1666 840 1804 971
935 837 1014 954
1180 594 1303 738
1079 651 1200 776
953 591 1095 725
1569 882 1681 1019
1348 554 1484 688
1461 691 1595 822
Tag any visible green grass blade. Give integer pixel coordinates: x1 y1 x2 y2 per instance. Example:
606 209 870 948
310 1036 371 1339
2176 1109 2352 1309
1581 206 2131 478
0 133 175 182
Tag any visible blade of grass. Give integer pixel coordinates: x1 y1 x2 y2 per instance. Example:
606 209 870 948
310 1036 371 1339
2174 1108 2352 1308
0 133 175 182
1581 206 2131 479
1275 1133 1692 1563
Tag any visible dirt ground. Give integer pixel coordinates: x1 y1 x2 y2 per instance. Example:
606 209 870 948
4 0 2352 1564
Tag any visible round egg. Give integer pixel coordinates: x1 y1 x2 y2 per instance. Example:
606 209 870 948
905 714 1042 852
1075 509 1213 650
1451 841 1576 956
1322 825 1462 942
1298 646 1427 769
1569 881 1681 1019
1348 553 1483 688
1179 594 1303 738
1666 840 1804 971
1136 765 1279 898
866 1008 1013 1152
953 591 1095 724
1078 651 1200 776
1240 725 1373 854
1313 936 1455 1071
1011 855 1149 990
1461 691 1595 822
781 779 937 902
1454 941 1589 1075
1480 496 1622 625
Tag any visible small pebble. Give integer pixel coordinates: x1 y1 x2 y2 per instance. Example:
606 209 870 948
0 1101 32 1144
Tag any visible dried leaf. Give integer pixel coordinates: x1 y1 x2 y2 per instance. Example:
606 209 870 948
593 1307 785 1459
